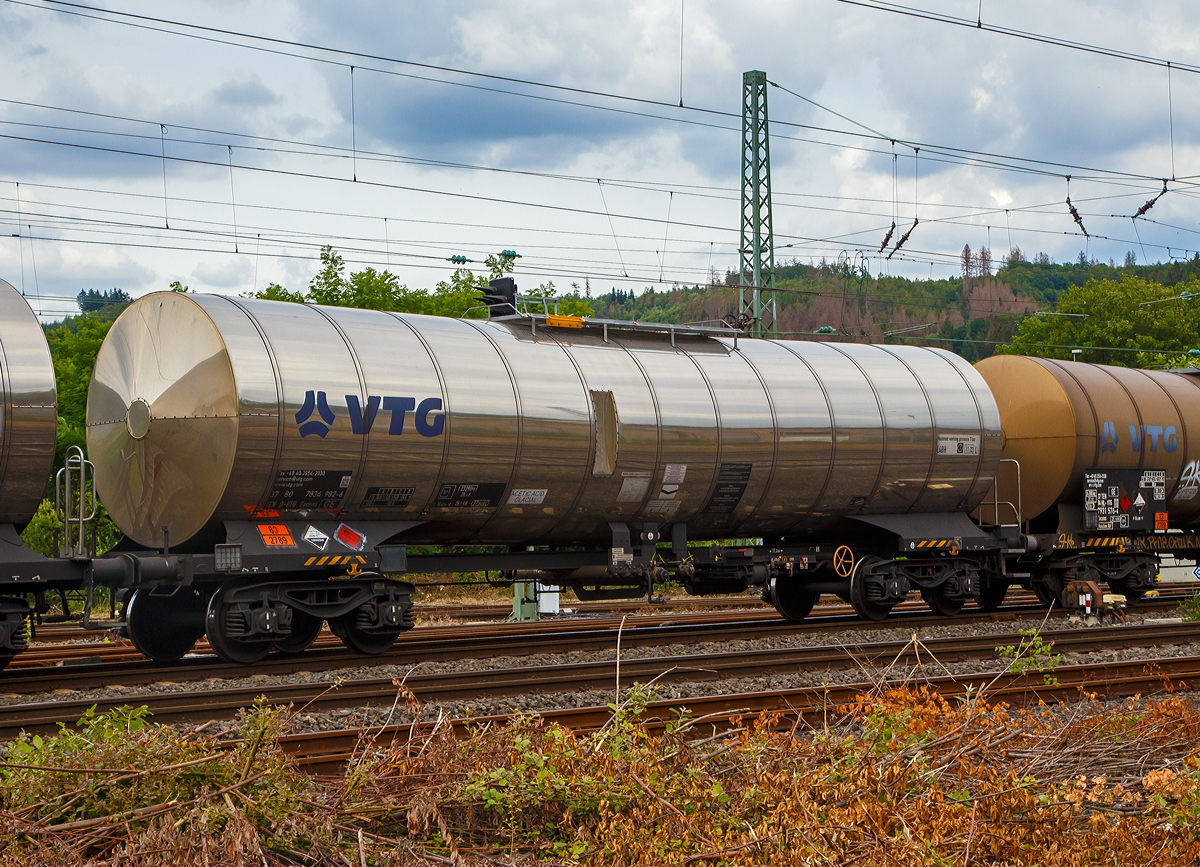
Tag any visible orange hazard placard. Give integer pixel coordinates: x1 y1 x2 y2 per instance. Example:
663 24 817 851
1155 512 1169 531
258 524 295 546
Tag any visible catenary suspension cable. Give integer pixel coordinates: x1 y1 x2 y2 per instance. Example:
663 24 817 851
837 0 1200 75
5 0 1189 187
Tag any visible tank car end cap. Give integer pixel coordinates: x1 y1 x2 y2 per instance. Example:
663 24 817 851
86 292 240 548
974 354 1078 520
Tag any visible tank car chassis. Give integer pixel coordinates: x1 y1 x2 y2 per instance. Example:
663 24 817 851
0 529 415 668
0 452 415 667
0 502 1185 670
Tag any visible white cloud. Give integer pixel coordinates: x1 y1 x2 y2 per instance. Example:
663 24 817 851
0 0 1198 309
192 258 255 289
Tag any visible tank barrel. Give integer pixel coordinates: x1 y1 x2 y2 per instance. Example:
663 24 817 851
87 292 1003 548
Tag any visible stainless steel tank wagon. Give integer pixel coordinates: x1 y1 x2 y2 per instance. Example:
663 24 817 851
0 274 1197 669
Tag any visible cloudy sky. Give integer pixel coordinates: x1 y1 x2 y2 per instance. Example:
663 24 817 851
0 0 1197 318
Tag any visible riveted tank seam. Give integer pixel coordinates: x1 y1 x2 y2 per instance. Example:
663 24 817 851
876 345 939 514
461 318 527 542
715 337 781 526
225 296 286 516
1164 372 1200 504
308 305 374 520
609 336 664 521
772 340 837 526
1042 358 1100 473
0 319 11 510
1132 368 1187 499
672 340 725 527
822 343 888 516
930 348 990 514
534 328 601 545
1099 365 1148 470
381 312 452 519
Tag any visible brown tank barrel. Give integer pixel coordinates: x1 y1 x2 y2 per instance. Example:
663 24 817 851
974 355 1200 525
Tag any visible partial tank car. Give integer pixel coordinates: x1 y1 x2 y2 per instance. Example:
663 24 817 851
976 354 1200 525
0 278 57 669
975 354 1200 602
0 278 57 525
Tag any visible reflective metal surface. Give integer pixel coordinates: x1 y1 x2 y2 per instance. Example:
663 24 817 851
975 355 1200 523
87 292 239 546
89 292 1003 546
0 279 57 525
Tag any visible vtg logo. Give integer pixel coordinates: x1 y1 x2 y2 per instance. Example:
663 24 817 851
1099 420 1119 453
296 391 445 439
1099 420 1178 454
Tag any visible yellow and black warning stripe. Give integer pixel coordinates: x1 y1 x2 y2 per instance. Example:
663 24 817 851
304 555 368 567
914 540 956 548
1084 537 1130 548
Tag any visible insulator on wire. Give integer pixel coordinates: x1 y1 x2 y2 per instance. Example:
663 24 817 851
1066 196 1089 238
879 221 896 253
1135 180 1169 218
887 219 918 260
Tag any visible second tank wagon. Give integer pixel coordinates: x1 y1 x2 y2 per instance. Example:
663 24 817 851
976 354 1200 528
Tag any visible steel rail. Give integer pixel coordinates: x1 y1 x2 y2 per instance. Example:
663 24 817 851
5 596 1182 691
24 595 781 644
23 587 1070 644
272 650 1200 774
2 619 1198 740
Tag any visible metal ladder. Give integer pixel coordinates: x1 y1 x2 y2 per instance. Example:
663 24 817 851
55 445 96 558
55 445 120 631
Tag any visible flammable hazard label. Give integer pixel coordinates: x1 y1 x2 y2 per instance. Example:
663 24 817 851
257 523 296 547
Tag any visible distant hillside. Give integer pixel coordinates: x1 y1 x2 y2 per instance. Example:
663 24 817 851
587 254 1200 362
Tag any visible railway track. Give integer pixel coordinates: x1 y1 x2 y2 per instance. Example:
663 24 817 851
3 595 1187 692
22 595 779 644
3 618 1198 740
279 650 1200 774
20 587 1085 646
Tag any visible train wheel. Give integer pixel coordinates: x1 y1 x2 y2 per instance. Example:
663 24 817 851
1032 582 1058 607
768 577 819 622
0 652 12 672
205 587 271 665
920 586 964 617
126 587 205 662
977 578 1009 611
848 556 893 622
329 610 400 655
274 610 323 655
1107 579 1145 602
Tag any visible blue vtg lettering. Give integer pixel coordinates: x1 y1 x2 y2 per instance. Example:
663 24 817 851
1099 420 1178 455
1127 423 1178 453
296 390 445 438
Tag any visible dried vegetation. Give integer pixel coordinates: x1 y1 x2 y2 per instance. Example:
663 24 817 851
5 678 1200 865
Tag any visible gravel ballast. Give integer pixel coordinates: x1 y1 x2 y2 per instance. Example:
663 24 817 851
3 606 1199 740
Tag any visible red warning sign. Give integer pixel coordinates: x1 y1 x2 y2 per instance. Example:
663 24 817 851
258 524 295 547
335 523 366 551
